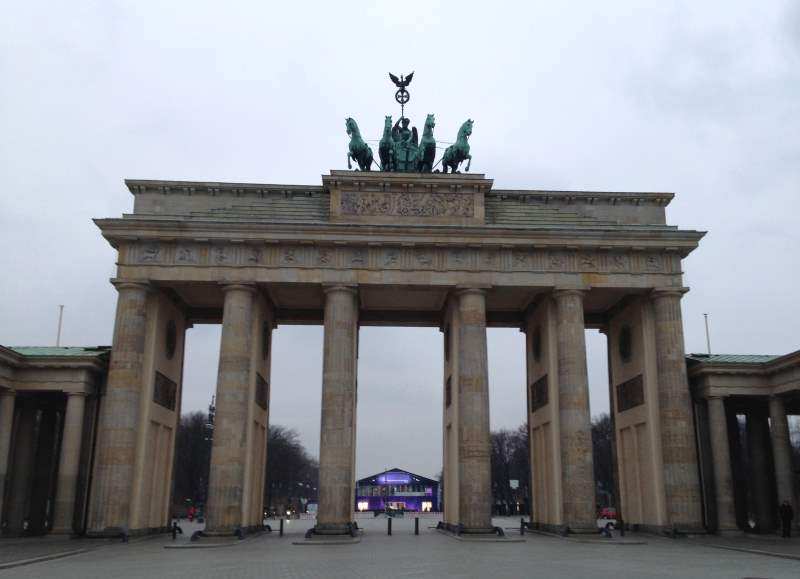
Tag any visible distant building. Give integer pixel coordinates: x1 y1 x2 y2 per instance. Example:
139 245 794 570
355 468 439 513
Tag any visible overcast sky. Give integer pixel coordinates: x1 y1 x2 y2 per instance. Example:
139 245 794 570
1 1 798 480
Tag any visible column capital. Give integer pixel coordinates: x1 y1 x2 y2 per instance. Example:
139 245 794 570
706 394 728 401
65 390 89 398
219 282 257 295
552 287 587 299
454 287 488 298
0 388 15 400
650 287 689 300
322 284 358 296
110 279 153 293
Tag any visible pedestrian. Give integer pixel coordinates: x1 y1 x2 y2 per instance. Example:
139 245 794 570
779 500 794 538
172 519 183 540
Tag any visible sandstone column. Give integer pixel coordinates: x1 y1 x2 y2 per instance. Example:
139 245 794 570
768 396 796 517
456 288 493 532
747 410 775 531
651 288 703 529
52 392 87 534
0 389 15 522
88 281 150 534
553 289 596 532
316 285 359 534
707 395 737 531
206 284 256 534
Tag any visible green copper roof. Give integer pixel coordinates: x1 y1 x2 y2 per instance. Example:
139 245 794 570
9 346 110 358
686 353 782 364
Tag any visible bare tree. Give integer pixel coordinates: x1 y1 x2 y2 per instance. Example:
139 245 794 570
490 424 530 515
264 425 318 515
592 413 614 509
173 411 212 510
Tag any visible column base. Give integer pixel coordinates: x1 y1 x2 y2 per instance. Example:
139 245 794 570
85 525 170 539
530 522 597 536
203 524 265 538
305 521 359 538
437 521 504 536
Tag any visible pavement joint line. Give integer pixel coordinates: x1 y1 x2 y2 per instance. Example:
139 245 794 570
525 528 647 545
702 543 800 562
164 530 269 549
0 548 90 571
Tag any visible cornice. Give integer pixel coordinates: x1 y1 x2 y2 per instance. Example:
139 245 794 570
94 217 705 254
490 189 674 207
125 179 324 196
123 177 675 208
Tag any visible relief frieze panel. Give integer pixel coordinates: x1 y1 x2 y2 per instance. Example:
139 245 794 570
340 190 475 218
124 241 677 276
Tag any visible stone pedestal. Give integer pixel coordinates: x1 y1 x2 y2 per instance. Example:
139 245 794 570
206 284 257 535
88 281 150 535
52 392 87 534
553 289 596 532
707 396 737 531
315 286 359 534
0 389 15 525
768 396 796 518
651 289 703 530
455 289 493 533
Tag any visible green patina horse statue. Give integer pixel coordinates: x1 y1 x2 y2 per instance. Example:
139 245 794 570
442 119 473 174
378 115 394 172
346 117 374 171
416 114 436 173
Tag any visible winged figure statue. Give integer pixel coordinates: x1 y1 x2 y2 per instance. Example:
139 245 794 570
389 71 414 88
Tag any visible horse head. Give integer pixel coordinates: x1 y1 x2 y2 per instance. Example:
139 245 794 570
423 114 435 134
346 117 359 137
459 119 473 140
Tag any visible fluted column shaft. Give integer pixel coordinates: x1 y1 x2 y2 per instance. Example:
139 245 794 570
0 389 15 523
88 281 149 533
316 286 359 532
456 289 492 532
769 396 795 515
707 396 737 531
206 284 256 534
52 392 87 534
554 289 595 531
651 289 703 529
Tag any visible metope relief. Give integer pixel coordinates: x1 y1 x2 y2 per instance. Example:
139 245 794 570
413 248 435 268
138 244 162 264
175 245 198 264
382 248 402 267
340 190 474 218
212 245 233 265
315 247 334 267
245 247 262 265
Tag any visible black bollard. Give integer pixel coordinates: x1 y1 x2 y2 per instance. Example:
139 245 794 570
414 517 419 535
388 517 392 536
279 518 284 537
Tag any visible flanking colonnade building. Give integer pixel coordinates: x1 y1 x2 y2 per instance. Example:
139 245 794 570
0 171 797 537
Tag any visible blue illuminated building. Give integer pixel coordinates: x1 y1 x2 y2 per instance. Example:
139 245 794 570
355 468 440 513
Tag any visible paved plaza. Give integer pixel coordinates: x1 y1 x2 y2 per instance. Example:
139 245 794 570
1 517 798 578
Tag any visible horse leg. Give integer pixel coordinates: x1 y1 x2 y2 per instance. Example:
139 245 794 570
465 154 472 172
348 153 352 170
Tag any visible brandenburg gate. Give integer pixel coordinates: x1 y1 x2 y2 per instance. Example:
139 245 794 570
85 167 706 537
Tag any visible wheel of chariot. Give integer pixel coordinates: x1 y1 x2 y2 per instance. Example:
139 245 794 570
394 89 409 105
